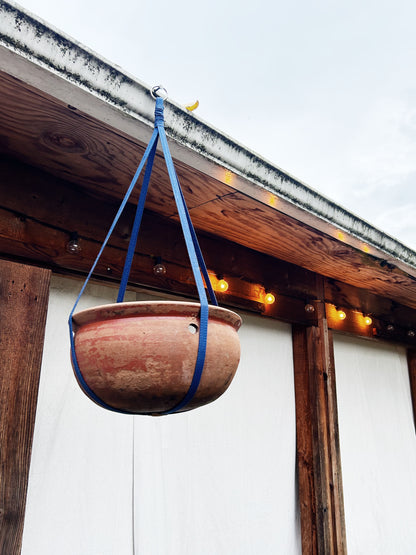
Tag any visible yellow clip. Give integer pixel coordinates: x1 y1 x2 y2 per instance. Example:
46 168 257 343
185 100 199 112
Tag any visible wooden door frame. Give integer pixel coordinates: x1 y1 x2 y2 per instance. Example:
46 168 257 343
293 295 347 554
0 259 50 554
407 349 416 432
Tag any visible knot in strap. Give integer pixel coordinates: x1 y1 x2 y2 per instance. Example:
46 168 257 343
154 97 164 127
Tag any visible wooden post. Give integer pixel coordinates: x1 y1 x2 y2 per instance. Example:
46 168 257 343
0 259 51 555
293 297 347 554
407 349 416 432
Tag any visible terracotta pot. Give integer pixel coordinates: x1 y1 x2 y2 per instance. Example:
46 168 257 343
71 301 242 414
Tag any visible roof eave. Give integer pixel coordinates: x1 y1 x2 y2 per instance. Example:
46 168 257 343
1 0 416 275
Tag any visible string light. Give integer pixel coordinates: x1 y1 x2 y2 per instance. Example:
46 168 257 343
153 256 167 275
224 170 233 185
66 232 81 254
217 278 229 292
146 260 416 342
337 310 346 320
264 292 276 305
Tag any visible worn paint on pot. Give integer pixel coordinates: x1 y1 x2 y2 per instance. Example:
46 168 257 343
71 301 242 414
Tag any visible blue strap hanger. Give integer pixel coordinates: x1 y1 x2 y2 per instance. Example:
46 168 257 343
69 91 217 415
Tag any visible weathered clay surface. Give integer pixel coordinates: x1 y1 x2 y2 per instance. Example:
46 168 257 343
72 301 242 414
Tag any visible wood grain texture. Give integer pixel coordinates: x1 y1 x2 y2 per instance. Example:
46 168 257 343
0 155 315 297
324 278 416 330
292 325 318 554
0 156 320 323
2 156 416 344
0 71 230 214
407 350 416 432
0 204 318 324
0 259 51 555
325 302 416 346
187 193 416 309
1 71 416 313
292 295 347 554
326 328 347 553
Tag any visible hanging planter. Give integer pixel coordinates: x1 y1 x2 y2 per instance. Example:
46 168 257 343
69 88 242 415
72 301 241 415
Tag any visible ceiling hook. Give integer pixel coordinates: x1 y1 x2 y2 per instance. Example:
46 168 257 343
151 85 168 100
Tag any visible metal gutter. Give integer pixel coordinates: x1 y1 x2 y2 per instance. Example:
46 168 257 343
1 0 416 272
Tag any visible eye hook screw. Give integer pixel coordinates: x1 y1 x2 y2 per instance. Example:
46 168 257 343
151 85 168 100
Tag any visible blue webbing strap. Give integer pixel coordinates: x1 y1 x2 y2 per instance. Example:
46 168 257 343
177 177 218 306
117 137 158 303
155 103 211 414
69 96 216 414
68 128 160 414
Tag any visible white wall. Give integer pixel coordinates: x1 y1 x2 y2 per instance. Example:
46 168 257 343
334 334 416 554
22 275 300 555
21 276 136 555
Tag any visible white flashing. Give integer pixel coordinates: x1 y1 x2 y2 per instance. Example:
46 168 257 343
1 0 416 271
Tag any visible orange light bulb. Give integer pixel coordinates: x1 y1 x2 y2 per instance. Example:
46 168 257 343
264 292 276 305
218 279 229 292
364 316 372 326
337 310 346 320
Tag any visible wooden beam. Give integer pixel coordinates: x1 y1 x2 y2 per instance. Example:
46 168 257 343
325 325 347 554
293 325 318 553
0 204 317 324
0 71 231 211
324 278 416 333
187 193 416 309
0 259 51 554
292 293 347 554
325 302 416 347
2 155 416 343
407 349 416 432
1 71 416 311
0 155 319 322
0 154 317 300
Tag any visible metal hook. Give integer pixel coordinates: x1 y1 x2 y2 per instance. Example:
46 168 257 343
151 85 168 100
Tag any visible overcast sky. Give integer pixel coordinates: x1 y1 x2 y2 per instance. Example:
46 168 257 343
20 0 416 250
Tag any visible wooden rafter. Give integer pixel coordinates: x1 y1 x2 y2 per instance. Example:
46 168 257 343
1 155 416 346
1 70 416 310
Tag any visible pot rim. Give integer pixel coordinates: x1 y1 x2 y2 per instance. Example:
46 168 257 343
72 300 242 330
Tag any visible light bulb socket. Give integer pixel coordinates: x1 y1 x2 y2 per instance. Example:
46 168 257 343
153 256 167 276
66 232 82 254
